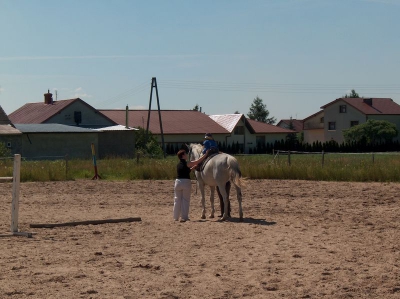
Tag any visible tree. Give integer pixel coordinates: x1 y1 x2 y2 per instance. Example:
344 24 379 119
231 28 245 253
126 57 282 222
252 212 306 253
344 89 360 98
0 142 11 157
343 119 398 145
192 104 199 111
234 110 240 114
247 96 276 124
286 117 298 147
134 127 164 158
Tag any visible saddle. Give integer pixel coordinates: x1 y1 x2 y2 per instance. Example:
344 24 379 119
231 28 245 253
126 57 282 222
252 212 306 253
196 152 219 172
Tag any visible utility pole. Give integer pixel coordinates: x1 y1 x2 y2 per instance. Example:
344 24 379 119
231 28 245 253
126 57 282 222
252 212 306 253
146 77 166 157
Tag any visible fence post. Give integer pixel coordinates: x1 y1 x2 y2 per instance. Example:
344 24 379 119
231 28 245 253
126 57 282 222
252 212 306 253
11 154 21 233
288 150 291 166
65 154 69 180
372 153 375 164
322 150 325 167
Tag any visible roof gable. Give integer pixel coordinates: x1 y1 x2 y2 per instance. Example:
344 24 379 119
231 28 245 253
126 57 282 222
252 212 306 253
209 114 244 132
9 99 80 123
247 119 296 133
99 110 229 135
277 119 304 132
9 98 117 126
321 98 400 115
0 105 13 125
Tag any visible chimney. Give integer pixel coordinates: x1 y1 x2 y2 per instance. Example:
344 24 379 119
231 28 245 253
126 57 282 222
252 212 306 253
44 90 53 104
125 105 129 129
363 98 372 106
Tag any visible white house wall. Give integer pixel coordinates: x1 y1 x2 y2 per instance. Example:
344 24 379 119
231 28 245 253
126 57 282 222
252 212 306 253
303 112 324 143
304 129 324 144
46 101 115 128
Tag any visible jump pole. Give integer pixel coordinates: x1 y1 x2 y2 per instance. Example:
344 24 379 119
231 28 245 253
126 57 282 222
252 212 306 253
0 154 34 238
91 143 101 180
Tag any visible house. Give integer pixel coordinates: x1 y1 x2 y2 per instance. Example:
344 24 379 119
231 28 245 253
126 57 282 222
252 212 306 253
101 110 296 154
7 92 136 159
8 93 296 156
99 109 230 150
303 97 400 144
9 91 116 128
14 124 99 159
0 105 22 155
303 111 325 144
209 114 296 154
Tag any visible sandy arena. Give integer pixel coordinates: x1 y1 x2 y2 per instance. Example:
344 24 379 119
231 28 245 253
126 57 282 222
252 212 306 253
0 179 399 299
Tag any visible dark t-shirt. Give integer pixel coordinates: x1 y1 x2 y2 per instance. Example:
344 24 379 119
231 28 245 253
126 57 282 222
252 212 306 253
177 159 191 179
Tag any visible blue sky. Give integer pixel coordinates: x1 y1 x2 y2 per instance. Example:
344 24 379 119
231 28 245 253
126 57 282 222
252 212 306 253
1 0 400 122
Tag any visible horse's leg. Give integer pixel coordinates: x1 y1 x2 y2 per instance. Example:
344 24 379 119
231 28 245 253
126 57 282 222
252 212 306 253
209 186 215 218
216 186 223 217
226 181 231 217
233 184 243 221
198 181 207 219
217 183 229 221
217 182 231 217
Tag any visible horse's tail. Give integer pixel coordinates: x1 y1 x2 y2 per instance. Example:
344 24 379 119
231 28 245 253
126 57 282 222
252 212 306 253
228 155 242 188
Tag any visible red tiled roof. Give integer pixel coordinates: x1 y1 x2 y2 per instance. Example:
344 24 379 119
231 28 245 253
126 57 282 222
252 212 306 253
321 98 400 115
9 99 79 123
99 110 229 135
247 119 296 134
0 105 12 125
277 119 303 132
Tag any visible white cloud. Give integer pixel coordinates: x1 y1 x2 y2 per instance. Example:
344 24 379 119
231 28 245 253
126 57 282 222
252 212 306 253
74 93 92 99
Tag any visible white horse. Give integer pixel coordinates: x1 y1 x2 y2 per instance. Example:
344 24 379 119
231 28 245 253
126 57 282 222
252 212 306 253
188 143 243 221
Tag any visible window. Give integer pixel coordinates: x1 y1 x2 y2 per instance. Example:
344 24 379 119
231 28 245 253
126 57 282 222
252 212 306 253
350 121 359 127
234 126 245 135
6 142 11 148
74 111 82 125
320 117 324 123
328 122 336 130
339 105 347 113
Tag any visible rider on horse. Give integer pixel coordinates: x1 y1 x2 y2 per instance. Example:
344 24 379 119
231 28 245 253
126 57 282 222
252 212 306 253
201 134 231 217
202 133 219 156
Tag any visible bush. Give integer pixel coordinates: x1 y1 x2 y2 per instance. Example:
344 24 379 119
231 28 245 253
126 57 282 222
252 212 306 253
0 142 11 157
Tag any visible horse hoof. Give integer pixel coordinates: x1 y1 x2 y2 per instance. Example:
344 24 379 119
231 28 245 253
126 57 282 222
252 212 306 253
209 215 214 219
201 215 206 219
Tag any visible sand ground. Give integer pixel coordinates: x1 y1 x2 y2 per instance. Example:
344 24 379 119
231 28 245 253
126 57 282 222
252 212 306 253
0 179 399 299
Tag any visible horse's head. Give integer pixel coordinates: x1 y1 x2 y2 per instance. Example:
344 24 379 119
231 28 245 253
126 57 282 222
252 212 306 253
188 143 202 161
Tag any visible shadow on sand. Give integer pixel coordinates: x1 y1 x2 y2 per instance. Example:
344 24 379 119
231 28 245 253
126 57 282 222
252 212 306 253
192 217 276 226
229 217 276 225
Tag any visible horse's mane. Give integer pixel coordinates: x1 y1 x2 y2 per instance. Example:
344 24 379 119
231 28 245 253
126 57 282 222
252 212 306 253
188 143 202 159
189 143 202 153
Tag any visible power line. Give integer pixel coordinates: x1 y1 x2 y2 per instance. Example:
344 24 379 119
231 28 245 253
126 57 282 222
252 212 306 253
96 80 150 107
95 79 400 108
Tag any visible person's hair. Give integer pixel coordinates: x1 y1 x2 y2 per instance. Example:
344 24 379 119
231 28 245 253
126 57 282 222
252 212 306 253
177 149 186 159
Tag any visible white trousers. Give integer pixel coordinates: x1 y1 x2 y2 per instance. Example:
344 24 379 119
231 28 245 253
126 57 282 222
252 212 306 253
173 179 192 220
